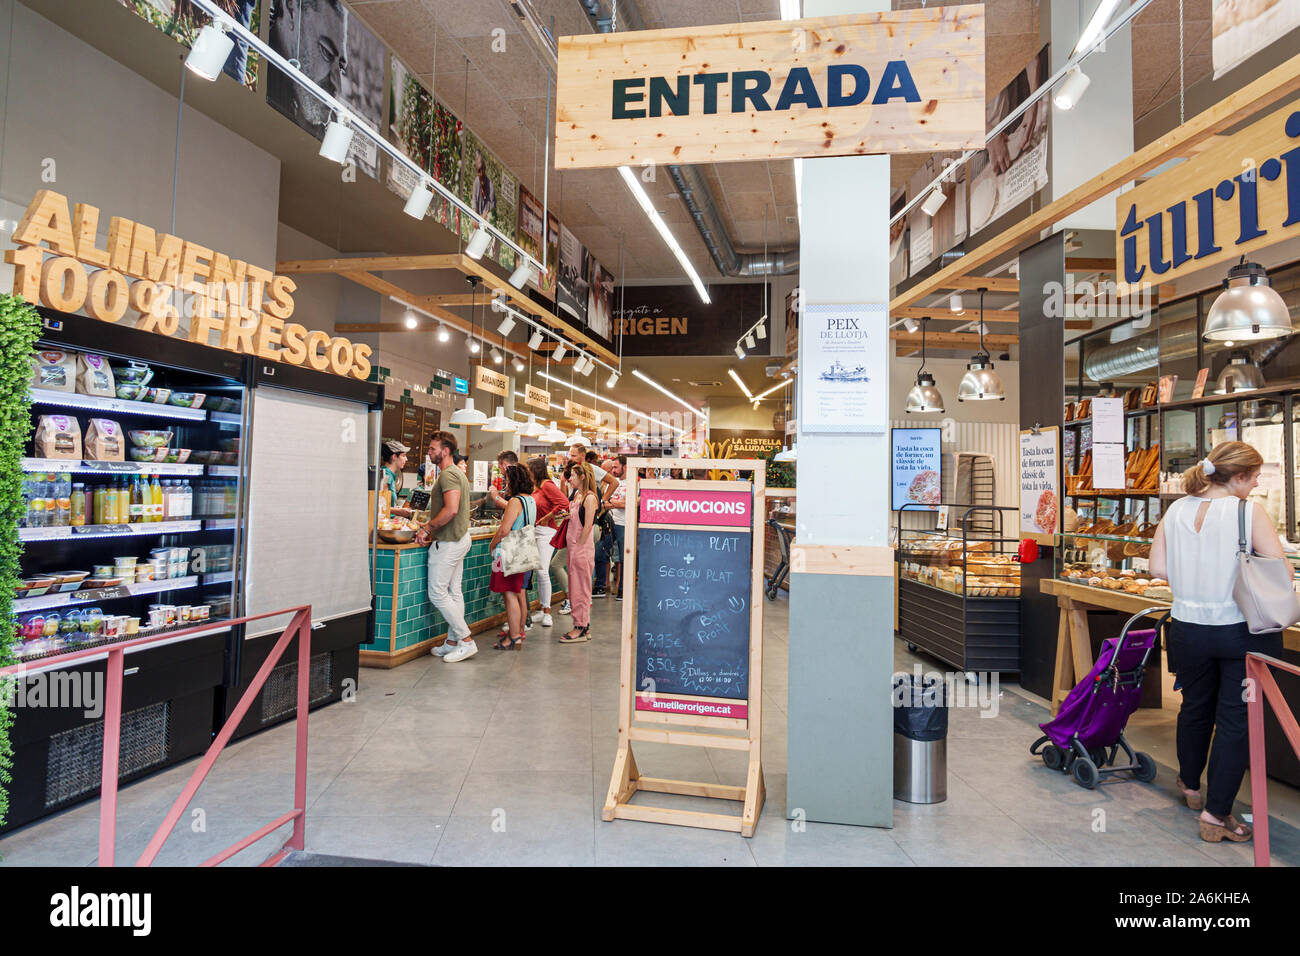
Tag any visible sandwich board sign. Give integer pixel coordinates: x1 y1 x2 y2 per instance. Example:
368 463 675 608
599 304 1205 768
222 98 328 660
604 458 767 836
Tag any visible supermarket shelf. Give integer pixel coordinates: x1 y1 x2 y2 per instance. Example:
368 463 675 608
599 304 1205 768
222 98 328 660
21 457 204 476
1064 408 1159 427
29 387 206 421
207 465 240 477
201 570 234 585
13 621 233 667
203 518 238 530
1066 489 1160 497
14 575 199 613
209 412 241 425
19 519 202 541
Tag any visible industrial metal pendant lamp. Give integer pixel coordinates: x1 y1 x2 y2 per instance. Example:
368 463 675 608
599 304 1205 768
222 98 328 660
957 288 1006 402
905 316 945 413
1212 351 1266 394
1202 258 1293 343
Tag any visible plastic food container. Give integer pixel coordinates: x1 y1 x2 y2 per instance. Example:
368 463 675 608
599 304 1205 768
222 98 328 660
93 564 114 577
146 387 172 404
127 430 173 448
112 363 153 385
55 571 90 592
168 392 206 409
113 556 138 569
21 576 56 597
116 383 148 401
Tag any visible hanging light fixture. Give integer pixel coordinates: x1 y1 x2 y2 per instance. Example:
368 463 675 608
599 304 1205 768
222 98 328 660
607 370 620 388
565 427 589 445
509 260 535 289
735 343 746 360
319 113 354 164
957 288 1006 402
541 420 567 443
920 185 947 217
437 323 450 343
774 444 797 462
520 414 546 438
403 309 418 329
553 341 567 362
496 313 516 336
1053 67 1091 111
756 317 768 339
185 18 235 81
1203 258 1294 343
528 330 544 350
450 396 488 425
905 317 946 413
483 405 518 433
403 179 434 219
491 347 504 365
745 332 757 350
466 223 492 259
1213 351 1267 394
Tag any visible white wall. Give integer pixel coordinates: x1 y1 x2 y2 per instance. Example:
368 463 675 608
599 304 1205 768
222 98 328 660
0 0 279 278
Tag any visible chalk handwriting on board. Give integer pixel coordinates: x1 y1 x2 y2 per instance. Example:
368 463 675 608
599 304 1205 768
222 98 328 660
636 527 751 700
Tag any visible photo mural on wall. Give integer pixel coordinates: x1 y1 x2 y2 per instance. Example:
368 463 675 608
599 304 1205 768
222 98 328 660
544 213 560 300
118 0 260 89
386 57 434 209
457 129 519 271
586 256 614 346
267 0 385 179
517 185 545 294
557 224 589 326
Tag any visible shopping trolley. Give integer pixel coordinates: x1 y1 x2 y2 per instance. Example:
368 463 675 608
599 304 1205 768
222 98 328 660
766 517 794 601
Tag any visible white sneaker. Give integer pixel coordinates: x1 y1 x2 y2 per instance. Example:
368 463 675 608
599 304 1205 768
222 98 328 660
560 600 572 615
539 613 553 627
530 608 549 623
431 641 453 658
442 639 478 663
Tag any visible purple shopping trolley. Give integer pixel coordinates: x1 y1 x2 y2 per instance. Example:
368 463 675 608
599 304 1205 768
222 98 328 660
1029 607 1166 790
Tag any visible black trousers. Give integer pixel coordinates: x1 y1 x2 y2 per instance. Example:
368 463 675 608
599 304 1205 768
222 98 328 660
1172 619 1282 817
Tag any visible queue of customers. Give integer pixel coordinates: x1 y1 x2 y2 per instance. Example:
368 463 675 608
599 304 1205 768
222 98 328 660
409 431 628 662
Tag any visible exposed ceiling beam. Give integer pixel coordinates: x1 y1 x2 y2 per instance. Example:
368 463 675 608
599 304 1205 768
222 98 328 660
890 52 1300 312
889 330 1019 349
929 276 1019 294
893 306 1019 323
1064 257 1118 272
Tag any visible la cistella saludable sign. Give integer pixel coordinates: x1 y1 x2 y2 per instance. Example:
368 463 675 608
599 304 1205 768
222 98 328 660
555 6 985 169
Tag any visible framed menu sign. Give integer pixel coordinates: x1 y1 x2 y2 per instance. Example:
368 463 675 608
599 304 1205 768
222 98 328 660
1019 426 1059 545
603 458 767 837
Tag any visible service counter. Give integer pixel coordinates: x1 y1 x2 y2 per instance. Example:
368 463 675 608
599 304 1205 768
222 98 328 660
361 525 565 667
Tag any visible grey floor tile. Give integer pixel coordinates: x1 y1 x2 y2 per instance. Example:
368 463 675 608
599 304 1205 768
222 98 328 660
748 819 915 866
594 817 756 866
434 813 594 866
306 814 447 865
312 769 467 819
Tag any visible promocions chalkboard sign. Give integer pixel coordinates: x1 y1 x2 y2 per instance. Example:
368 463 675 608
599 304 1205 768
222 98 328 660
603 459 768 837
636 527 751 701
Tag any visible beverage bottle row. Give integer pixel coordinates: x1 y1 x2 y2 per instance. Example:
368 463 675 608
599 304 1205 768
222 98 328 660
20 474 199 527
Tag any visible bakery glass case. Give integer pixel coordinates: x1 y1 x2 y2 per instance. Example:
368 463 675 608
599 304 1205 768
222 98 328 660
896 504 1021 672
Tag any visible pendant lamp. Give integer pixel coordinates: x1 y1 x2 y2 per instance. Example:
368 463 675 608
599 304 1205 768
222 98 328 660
541 420 567 443
957 288 1006 402
1202 258 1293 343
483 405 518 432
905 316 945 413
565 427 588 446
520 414 546 437
450 396 487 425
1213 351 1266 394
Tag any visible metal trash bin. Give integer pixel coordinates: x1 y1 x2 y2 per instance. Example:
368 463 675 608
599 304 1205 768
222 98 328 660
892 674 948 804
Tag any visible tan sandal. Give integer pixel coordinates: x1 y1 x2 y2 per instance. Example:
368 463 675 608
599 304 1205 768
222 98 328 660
1177 777 1204 811
1199 814 1252 843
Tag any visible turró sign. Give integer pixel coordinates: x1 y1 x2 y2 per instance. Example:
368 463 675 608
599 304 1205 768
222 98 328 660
5 189 371 379
555 6 985 168
1118 106 1300 288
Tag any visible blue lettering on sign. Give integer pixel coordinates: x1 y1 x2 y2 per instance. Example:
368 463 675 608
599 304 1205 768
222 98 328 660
1121 110 1300 282
608 61 922 118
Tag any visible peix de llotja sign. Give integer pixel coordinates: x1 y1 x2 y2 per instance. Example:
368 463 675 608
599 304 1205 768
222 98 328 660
1119 107 1300 288
5 189 372 379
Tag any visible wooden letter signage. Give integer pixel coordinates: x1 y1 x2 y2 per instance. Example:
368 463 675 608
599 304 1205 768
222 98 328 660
475 365 509 397
604 459 768 836
525 384 551 411
555 6 985 169
565 399 600 429
1118 105 1300 288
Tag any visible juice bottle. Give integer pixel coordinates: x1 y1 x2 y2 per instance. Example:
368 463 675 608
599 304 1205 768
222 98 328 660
93 483 106 525
107 478 123 525
53 473 72 527
150 475 163 521
129 475 144 524
70 482 86 526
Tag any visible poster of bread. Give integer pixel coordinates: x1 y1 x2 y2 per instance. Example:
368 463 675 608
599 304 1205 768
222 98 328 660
1020 427 1060 539
891 427 943 511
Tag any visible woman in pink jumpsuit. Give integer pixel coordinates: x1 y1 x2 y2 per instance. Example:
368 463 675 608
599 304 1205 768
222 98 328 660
561 461 599 643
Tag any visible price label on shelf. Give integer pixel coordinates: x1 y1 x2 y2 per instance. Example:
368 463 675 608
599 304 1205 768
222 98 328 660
74 585 129 601
73 524 133 534
80 461 143 473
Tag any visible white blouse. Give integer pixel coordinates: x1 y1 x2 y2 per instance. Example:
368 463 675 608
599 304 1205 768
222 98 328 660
1163 495 1255 626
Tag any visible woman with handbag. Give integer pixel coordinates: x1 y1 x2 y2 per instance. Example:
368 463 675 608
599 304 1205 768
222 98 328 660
488 464 539 650
1150 440 1290 843
560 461 600 644
528 457 569 628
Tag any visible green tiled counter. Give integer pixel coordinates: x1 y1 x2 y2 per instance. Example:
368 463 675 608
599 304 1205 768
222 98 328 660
362 531 565 667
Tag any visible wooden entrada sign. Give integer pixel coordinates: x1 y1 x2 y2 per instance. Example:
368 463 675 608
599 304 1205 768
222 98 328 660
5 189 371 379
524 384 551 411
475 365 509 396
1118 105 1300 287
565 399 600 429
555 6 985 168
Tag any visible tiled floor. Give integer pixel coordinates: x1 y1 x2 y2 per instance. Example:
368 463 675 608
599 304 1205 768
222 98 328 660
2 595 1298 867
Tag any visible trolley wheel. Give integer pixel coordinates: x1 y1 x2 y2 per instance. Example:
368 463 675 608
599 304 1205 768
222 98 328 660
765 588 777 602
1089 747 1109 768
1072 758 1100 790
1132 751 1158 782
906 643 918 653
1041 743 1065 772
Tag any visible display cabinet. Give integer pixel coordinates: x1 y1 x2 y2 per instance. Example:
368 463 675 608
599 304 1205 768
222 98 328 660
895 504 1021 672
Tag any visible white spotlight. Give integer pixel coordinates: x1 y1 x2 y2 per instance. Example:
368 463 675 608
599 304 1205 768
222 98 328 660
469 339 481 355
1054 67 1091 110
920 185 947 217
902 317 919 334
553 342 567 362
496 314 516 336
950 293 964 313
514 357 525 372
491 348 503 364
735 344 746 360
185 20 235 81
756 318 767 340
607 371 620 388
509 260 535 290
319 114 354 164
466 223 492 259
437 324 450 343
528 330 544 350
403 309 418 330
745 333 757 350
404 179 434 219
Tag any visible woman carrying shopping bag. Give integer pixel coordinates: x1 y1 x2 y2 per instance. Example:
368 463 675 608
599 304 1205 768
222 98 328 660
560 461 600 644
488 464 540 650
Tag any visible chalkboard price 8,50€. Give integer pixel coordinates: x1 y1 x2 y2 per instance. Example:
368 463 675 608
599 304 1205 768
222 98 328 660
635 527 752 701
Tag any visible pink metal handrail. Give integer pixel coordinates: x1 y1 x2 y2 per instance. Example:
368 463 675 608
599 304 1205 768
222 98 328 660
0 605 313 867
1246 651 1300 867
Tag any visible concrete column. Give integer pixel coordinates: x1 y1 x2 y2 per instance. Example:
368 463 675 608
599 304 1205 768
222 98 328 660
785 0 894 827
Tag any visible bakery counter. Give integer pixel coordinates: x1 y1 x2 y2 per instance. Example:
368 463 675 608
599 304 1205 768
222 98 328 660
362 527 561 668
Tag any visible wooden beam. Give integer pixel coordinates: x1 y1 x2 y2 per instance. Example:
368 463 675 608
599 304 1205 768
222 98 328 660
890 330 1018 348
419 293 479 306
933 276 1019 293
1065 257 1117 273
890 52 1300 312
893 306 1019 323
277 254 464 274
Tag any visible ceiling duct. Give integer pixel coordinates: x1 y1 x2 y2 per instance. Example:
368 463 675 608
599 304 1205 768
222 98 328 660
578 0 798 278
1082 316 1295 382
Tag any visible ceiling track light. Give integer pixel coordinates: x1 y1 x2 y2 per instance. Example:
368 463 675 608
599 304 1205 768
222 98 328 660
553 341 567 362
403 309 418 330
902 316 919 334
403 179 434 220
319 113 354 164
469 339 481 355
437 323 450 343
607 371 620 388
496 314 516 336
509 260 535 290
745 333 757 350
490 293 508 314
528 330 544 350
491 347 503 365
920 185 947 217
735 344 746 360
949 293 964 313
185 18 234 80
756 318 767 340
539 371 687 436
466 223 492 260
1053 67 1091 111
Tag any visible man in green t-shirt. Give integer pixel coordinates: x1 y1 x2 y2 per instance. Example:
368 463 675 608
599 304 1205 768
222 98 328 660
414 431 475 662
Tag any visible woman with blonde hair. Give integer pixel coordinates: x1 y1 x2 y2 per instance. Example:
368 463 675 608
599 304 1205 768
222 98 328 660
560 461 599 644
1150 440 1285 844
